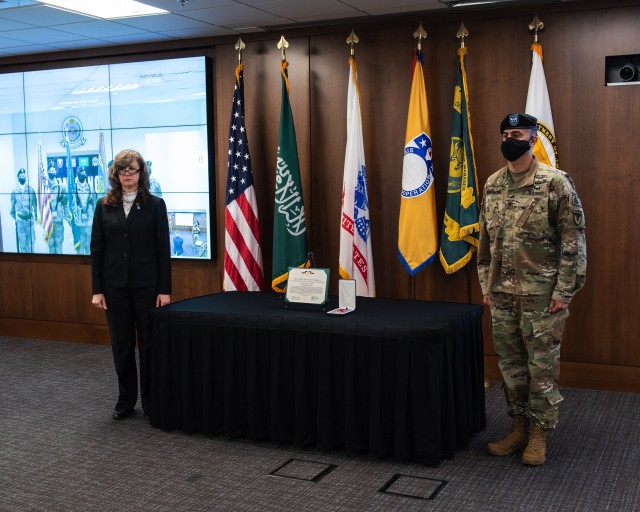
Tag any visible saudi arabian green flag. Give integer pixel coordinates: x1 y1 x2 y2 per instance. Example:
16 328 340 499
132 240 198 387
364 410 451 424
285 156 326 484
439 47 480 274
272 60 308 292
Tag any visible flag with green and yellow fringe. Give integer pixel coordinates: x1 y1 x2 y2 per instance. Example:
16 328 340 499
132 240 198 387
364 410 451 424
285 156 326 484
439 47 479 274
271 59 309 292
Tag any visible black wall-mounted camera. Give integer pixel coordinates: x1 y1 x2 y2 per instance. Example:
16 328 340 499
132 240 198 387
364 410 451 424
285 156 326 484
605 54 640 86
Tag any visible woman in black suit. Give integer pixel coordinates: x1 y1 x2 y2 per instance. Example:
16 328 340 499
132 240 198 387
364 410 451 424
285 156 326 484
90 149 171 420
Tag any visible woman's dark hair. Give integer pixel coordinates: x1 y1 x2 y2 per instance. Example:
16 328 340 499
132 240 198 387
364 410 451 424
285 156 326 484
104 149 150 207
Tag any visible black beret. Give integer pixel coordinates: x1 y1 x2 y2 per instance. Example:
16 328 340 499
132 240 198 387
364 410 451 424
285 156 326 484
17 168 26 177
499 113 538 133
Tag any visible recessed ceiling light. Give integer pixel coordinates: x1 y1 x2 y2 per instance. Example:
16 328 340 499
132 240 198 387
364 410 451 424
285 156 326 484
36 0 168 19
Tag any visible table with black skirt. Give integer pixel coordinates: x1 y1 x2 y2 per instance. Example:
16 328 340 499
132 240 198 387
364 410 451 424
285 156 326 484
149 291 485 466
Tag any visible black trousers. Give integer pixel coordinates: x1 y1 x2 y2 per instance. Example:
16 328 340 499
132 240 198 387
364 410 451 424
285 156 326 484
104 285 157 413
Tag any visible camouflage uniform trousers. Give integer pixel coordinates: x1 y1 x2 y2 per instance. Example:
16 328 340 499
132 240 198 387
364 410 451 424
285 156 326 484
16 219 35 253
47 221 65 254
490 291 569 429
77 226 91 255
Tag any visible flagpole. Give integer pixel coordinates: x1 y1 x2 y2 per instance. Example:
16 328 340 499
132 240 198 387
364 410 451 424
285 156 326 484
457 22 468 49
346 29 358 56
235 36 245 64
529 14 544 43
413 22 426 302
458 22 473 305
277 35 288 61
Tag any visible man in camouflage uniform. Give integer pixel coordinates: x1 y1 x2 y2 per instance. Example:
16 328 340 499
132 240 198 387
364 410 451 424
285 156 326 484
147 160 163 198
10 168 37 253
477 113 587 466
73 167 96 255
46 164 70 254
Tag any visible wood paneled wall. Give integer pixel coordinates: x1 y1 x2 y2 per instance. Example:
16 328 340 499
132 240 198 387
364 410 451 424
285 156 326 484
2 0 640 391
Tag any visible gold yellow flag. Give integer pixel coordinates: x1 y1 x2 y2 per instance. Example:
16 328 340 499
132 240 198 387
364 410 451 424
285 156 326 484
398 50 437 274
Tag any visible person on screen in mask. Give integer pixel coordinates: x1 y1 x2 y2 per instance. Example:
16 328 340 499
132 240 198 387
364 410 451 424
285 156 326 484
73 167 96 255
46 164 71 254
172 231 184 256
10 168 37 253
90 150 171 422
147 160 163 198
477 113 587 466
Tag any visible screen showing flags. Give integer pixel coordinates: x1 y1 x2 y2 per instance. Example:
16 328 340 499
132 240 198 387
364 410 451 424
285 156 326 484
223 64 264 292
526 42 559 168
439 47 480 274
65 138 80 251
398 49 438 275
96 130 108 194
339 56 375 297
272 59 308 292
37 140 53 242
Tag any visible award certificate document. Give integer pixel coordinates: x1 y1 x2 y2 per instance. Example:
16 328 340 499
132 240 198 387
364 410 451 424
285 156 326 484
285 268 330 305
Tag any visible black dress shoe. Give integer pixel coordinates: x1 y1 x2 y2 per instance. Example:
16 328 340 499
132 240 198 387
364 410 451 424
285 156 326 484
143 411 150 421
112 408 134 420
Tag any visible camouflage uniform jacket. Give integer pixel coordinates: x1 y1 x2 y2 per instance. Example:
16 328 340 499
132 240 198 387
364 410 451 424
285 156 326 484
477 159 587 303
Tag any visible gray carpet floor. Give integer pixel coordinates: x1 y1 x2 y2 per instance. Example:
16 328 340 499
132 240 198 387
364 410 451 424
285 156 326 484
1 336 638 512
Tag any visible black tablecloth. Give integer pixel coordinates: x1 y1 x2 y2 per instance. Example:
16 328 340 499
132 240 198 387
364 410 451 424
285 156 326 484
149 291 485 465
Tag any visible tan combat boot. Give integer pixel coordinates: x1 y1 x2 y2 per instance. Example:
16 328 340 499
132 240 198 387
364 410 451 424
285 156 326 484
522 423 548 465
486 415 529 456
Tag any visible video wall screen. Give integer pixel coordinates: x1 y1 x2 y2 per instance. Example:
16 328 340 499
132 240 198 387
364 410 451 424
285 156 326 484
0 55 214 259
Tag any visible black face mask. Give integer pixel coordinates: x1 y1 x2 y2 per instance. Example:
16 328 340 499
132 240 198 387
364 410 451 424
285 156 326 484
501 137 532 162
78 173 86 183
48 172 56 180
18 177 26 185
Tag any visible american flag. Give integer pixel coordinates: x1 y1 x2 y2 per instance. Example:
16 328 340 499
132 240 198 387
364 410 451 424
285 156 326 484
223 64 264 291
36 140 53 242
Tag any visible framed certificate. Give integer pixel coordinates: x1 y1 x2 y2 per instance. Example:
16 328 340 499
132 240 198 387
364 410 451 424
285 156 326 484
284 267 330 307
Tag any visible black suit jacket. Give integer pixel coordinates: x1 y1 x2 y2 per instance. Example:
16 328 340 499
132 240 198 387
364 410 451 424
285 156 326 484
91 193 171 295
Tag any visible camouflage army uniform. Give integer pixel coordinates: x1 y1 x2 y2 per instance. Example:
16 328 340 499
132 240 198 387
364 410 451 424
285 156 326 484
73 180 96 255
10 184 37 253
477 158 587 429
149 177 162 198
47 178 70 254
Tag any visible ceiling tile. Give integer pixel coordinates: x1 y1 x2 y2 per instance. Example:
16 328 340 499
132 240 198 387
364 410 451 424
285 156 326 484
101 32 179 45
0 43 58 55
0 16 36 31
341 0 443 12
53 21 151 38
160 26 238 38
175 4 291 28
114 13 220 31
0 4 90 25
0 35 35 48
46 39 119 51
136 0 239 13
1 26 91 44
251 0 362 20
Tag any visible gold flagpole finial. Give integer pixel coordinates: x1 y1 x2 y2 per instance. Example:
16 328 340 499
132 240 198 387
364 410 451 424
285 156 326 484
413 22 427 52
456 22 469 49
277 35 289 61
235 37 245 64
346 29 359 56
529 15 544 43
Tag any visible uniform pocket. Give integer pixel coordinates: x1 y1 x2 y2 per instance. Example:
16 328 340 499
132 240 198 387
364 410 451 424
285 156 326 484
531 308 569 338
515 197 538 227
545 387 564 406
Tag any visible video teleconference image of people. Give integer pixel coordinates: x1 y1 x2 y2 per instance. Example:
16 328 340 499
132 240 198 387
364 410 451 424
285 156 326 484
0 56 213 259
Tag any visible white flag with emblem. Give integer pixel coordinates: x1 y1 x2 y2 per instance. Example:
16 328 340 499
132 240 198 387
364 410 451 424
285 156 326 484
526 42 559 168
339 56 375 297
